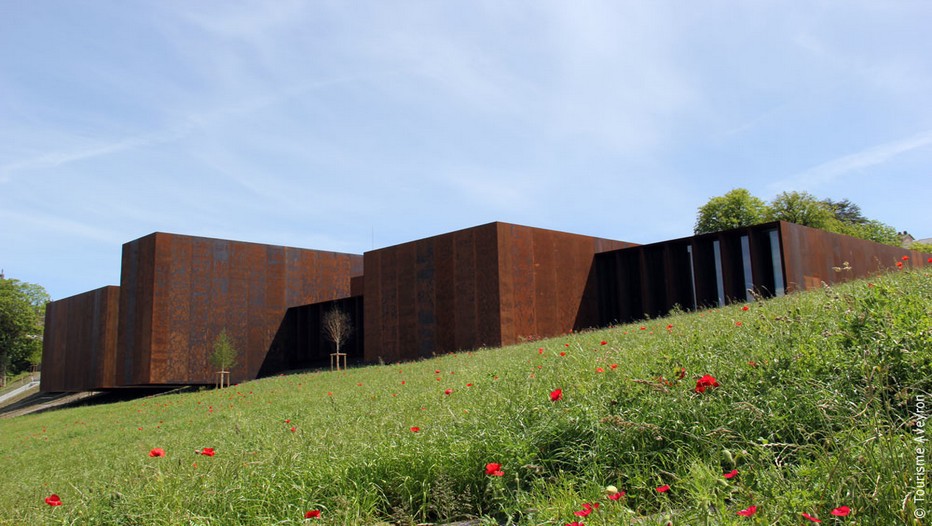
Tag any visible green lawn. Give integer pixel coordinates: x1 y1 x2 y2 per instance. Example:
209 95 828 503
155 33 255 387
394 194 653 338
1 268 929 525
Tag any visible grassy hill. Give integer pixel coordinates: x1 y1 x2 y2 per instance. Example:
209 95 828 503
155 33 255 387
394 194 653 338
1 268 929 525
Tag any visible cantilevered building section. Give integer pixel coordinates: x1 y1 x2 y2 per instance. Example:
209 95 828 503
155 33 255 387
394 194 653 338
41 286 121 392
115 233 364 387
41 233 363 392
362 222 635 363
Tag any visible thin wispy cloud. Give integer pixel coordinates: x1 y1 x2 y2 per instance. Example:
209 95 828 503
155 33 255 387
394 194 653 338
0 126 194 180
0 74 373 182
774 130 932 192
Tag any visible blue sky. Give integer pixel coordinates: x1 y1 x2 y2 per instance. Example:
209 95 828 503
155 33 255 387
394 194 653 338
2 1 930 300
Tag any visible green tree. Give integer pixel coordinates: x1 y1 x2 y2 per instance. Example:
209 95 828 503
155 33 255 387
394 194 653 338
822 198 867 225
209 329 238 374
910 241 932 253
834 219 901 246
694 188 770 234
0 278 50 385
766 191 835 229
819 197 899 245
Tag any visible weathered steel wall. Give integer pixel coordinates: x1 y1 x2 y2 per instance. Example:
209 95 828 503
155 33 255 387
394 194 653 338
41 286 120 392
496 223 635 345
117 233 363 386
363 223 501 363
363 222 633 363
597 221 931 325
779 222 930 291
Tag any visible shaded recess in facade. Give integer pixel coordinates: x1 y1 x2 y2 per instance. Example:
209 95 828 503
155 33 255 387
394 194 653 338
41 221 930 392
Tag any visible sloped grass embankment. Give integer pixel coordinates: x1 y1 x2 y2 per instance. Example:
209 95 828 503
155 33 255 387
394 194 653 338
0 269 929 525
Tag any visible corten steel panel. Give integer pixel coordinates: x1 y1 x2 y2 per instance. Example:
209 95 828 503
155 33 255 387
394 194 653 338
363 222 634 363
452 228 481 349
117 232 362 386
117 234 156 386
434 233 457 354
350 275 365 297
475 225 502 346
363 223 503 363
778 222 931 291
499 224 534 343
415 240 437 358
496 224 635 345
41 286 120 392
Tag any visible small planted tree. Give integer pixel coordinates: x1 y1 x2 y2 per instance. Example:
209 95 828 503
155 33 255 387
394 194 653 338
209 329 238 388
322 307 353 370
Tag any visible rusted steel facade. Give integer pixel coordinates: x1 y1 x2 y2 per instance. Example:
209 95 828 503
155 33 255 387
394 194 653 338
116 233 363 387
41 286 120 392
363 222 634 362
596 221 930 325
779 222 929 291
41 221 929 391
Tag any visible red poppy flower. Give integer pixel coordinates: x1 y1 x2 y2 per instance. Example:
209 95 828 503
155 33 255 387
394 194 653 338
566 522 584 526
149 448 165 457
560 352 567 357
801 512 821 523
666 324 673 330
290 426 297 432
903 255 910 261
928 257 932 264
304 509 321 519
550 388 563 402
574 502 598 516
735 321 743 327
736 505 757 516
742 305 749 311
199 447 215 457
830 506 850 516
485 462 504 476
600 340 607 346
444 389 453 395
695 375 719 393
435 370 441 374
607 491 625 501
539 348 544 354
596 367 604 373
723 469 738 479
639 326 646 331
747 360 758 367
410 426 420 433
284 419 291 424
610 364 618 369
656 484 670 493
897 261 904 269
45 494 63 506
